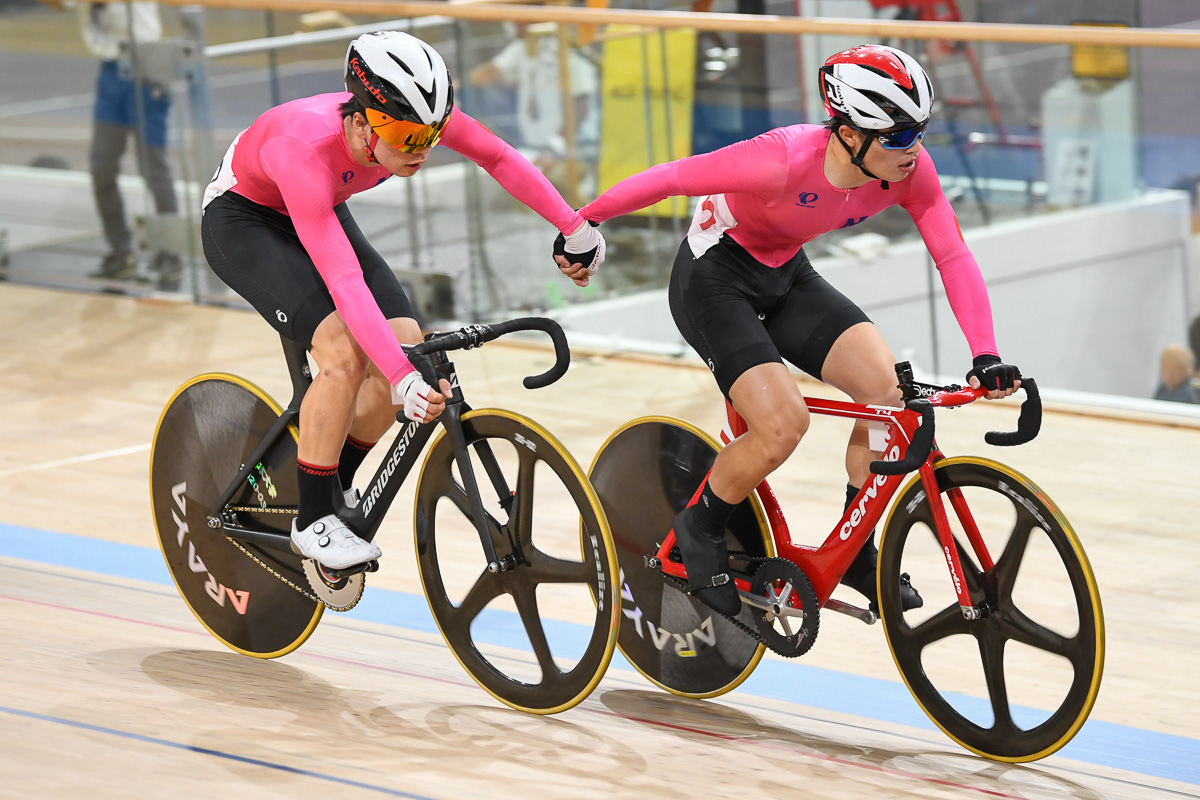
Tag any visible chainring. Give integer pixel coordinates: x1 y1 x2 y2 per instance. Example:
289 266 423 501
749 558 819 658
301 559 366 611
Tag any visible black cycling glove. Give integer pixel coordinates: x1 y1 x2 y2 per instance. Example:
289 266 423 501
966 354 1021 392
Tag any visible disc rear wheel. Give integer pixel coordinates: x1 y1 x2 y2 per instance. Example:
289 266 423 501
589 417 773 698
150 374 321 657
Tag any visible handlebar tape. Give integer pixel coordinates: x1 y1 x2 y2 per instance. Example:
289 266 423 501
984 378 1041 446
870 400 935 476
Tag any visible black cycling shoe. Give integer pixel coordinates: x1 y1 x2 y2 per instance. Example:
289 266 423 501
672 505 741 617
840 542 924 615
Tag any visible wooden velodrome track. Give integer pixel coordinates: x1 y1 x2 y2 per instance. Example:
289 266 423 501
1 282 1197 799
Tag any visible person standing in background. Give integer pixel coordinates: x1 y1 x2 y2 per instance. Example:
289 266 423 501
469 22 600 200
40 0 181 288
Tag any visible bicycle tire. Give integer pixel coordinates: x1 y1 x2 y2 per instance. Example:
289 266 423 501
589 417 773 699
150 374 322 657
879 456 1104 762
414 409 619 714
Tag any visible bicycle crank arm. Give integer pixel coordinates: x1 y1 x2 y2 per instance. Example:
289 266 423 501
738 588 806 620
824 598 877 625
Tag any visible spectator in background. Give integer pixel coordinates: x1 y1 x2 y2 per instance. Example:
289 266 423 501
40 0 180 289
1154 345 1198 404
469 22 600 198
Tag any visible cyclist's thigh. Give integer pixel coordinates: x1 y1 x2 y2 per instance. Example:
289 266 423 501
202 193 332 348
336 204 415 324
767 256 871 383
819 321 902 405
668 237 790 399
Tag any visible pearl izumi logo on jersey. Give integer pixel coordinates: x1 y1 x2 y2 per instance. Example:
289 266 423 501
795 192 819 208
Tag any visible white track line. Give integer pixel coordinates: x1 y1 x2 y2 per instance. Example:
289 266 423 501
0 444 150 479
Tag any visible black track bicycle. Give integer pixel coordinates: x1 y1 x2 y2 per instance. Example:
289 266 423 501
150 317 620 714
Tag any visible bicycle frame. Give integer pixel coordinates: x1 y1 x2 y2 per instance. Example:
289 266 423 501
208 329 553 575
654 365 1034 620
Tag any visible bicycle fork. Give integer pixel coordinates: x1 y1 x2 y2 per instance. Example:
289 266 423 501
917 457 992 619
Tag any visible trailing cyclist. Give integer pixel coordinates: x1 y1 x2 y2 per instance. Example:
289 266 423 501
202 31 605 571
556 45 1021 616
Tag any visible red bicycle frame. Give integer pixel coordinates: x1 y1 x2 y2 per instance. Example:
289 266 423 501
653 380 1009 619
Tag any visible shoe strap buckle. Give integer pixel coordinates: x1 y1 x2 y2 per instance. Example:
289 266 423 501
686 572 731 594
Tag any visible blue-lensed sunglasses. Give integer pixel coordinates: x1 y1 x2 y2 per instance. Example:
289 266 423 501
875 122 928 150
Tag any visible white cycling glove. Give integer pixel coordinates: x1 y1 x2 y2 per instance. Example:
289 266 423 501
556 220 606 275
391 370 435 423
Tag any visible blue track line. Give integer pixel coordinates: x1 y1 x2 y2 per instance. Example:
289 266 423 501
0 705 437 799
2 522 1198 786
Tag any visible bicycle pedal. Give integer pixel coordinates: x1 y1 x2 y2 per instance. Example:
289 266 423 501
323 559 378 580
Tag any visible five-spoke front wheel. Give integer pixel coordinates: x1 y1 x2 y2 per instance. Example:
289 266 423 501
879 457 1104 762
414 409 619 714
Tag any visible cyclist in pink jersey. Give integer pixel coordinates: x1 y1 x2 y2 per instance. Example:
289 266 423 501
559 45 1021 617
203 31 605 572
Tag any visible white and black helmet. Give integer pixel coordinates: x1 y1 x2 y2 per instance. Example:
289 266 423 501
345 31 454 152
819 44 934 131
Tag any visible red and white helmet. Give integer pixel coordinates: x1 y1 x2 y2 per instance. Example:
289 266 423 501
819 45 934 131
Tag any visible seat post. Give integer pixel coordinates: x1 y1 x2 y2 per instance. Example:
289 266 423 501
280 336 313 413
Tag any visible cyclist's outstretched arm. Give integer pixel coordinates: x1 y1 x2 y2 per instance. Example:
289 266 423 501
901 152 1019 397
440 108 608 285
439 108 583 236
577 130 790 223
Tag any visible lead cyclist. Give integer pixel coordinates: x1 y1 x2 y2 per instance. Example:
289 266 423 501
555 45 1021 617
202 31 606 574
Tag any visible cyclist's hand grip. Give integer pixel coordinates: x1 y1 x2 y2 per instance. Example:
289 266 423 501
984 378 1041 446
408 349 439 390
870 400 935 476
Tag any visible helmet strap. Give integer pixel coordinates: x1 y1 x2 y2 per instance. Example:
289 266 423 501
364 131 380 165
834 127 889 189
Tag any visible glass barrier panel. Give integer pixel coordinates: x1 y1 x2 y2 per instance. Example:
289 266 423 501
0 0 1196 405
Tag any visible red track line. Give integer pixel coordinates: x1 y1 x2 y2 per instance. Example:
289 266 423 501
587 708 1033 799
3 591 1027 796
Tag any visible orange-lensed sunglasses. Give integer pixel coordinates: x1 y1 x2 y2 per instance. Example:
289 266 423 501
365 108 448 153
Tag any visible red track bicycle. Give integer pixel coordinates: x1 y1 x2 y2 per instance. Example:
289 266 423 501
588 363 1104 762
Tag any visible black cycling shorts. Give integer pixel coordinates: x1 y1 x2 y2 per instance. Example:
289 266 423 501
668 235 870 398
201 191 414 350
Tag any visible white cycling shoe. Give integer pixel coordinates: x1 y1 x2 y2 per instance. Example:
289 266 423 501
290 513 381 570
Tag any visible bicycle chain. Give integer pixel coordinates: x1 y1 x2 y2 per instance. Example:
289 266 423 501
224 524 363 612
656 552 816 658
226 535 320 603
228 505 298 515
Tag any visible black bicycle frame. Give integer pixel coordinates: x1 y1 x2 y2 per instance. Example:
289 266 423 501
210 336 515 573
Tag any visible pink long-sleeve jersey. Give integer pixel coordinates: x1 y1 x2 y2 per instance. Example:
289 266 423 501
203 93 584 385
580 124 997 358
